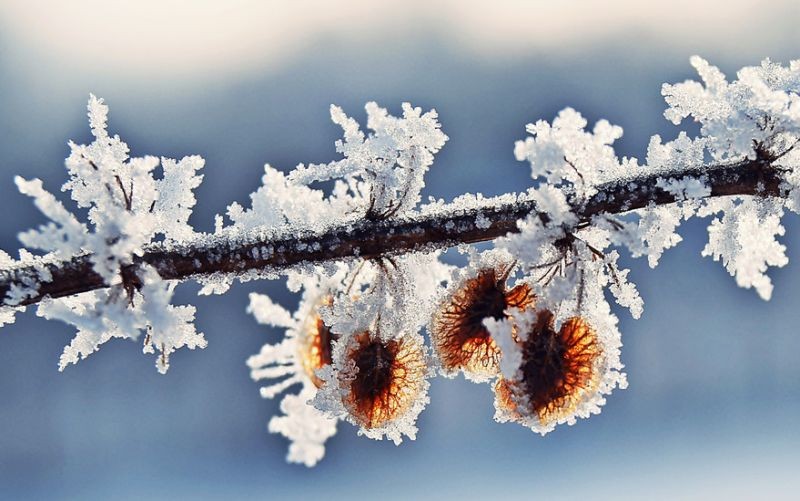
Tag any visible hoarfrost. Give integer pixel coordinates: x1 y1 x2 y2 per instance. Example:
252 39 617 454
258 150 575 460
16 95 207 371
660 57 800 298
483 315 520 380
514 108 628 194
633 204 684 268
222 165 342 235
288 102 448 217
38 266 207 373
0 251 26 325
268 386 337 467
663 56 800 162
311 253 449 444
700 198 787 300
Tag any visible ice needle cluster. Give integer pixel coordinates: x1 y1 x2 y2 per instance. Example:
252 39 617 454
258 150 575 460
2 57 799 466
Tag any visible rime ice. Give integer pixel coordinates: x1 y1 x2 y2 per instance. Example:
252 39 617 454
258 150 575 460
659 57 800 298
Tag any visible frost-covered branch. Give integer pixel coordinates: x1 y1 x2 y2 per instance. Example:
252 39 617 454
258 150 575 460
2 56 800 466
0 155 785 309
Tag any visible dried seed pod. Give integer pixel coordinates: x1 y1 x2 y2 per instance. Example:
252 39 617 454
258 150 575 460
494 310 604 433
298 296 336 388
338 330 429 431
431 266 534 380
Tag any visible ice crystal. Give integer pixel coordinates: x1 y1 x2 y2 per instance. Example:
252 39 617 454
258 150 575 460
609 176 709 269
231 102 451 453
0 251 26 325
429 248 533 382
223 165 344 235
310 254 449 443
138 267 207 373
646 133 706 175
659 57 799 298
40 267 207 373
631 205 684 268
482 315 520 380
700 198 788 300
501 187 576 272
663 57 800 162
491 193 630 433
0 307 19 328
489 57 800 436
313 328 431 445
268 387 337 467
247 253 447 454
490 308 625 435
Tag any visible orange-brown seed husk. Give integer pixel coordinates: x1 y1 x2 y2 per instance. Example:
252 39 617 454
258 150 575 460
431 267 534 379
495 310 602 427
340 331 427 430
299 296 336 388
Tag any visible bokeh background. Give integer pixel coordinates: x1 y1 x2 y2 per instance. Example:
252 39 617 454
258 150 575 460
1 1 799 499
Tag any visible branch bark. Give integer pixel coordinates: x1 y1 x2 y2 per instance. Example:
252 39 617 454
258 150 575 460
0 157 786 308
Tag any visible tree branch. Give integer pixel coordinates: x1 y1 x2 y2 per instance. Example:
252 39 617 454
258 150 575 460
0 157 786 308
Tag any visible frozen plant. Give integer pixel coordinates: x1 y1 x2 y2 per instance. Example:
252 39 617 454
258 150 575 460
0 57 798 465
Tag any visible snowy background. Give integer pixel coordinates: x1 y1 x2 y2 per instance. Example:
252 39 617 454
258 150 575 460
1 1 799 499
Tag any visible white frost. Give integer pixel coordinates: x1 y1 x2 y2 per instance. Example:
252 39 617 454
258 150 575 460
16 95 208 371
700 198 788 300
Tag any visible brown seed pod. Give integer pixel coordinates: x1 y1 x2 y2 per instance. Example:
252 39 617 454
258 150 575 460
299 296 336 388
339 330 428 430
431 266 535 380
494 310 602 429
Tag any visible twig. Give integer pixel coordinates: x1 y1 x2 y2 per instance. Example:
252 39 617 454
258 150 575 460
0 156 786 308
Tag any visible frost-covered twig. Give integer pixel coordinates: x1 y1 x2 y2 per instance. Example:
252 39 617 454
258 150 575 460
0 155 784 309
2 56 800 466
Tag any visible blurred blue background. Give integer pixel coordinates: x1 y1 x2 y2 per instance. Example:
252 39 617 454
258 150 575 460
1 1 799 499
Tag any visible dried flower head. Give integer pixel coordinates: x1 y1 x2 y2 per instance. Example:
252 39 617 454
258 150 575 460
246 268 351 467
431 265 535 381
493 309 605 434
344 330 428 429
314 328 431 444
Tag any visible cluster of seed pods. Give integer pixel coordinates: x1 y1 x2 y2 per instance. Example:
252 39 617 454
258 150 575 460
294 262 604 435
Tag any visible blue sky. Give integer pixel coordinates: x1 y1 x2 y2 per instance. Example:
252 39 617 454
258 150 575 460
0 2 798 499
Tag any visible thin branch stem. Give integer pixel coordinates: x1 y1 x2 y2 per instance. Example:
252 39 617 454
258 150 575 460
0 157 786 308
